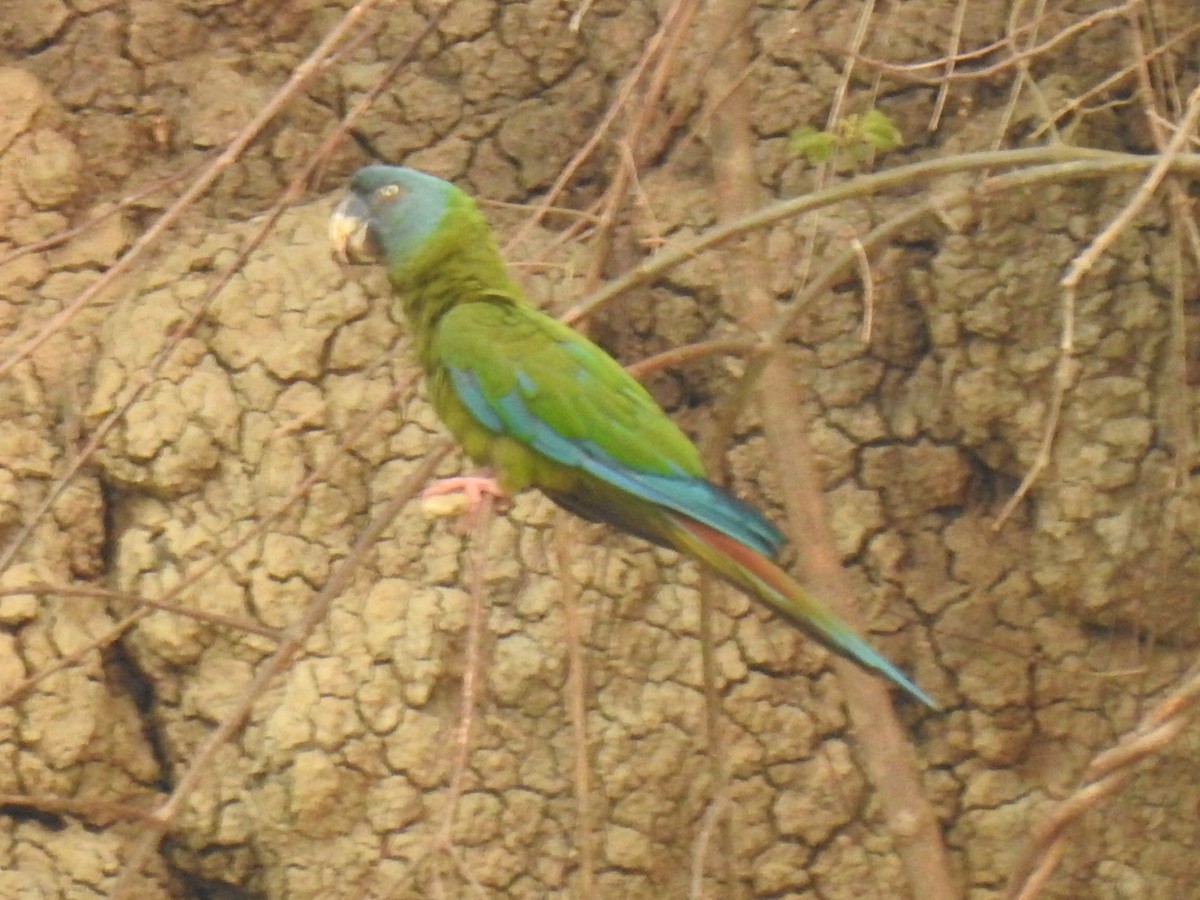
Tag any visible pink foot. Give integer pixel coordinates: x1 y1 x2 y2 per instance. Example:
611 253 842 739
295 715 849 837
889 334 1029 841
421 474 509 528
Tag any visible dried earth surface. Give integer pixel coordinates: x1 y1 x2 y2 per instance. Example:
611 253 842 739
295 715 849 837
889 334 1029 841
1 1 1199 898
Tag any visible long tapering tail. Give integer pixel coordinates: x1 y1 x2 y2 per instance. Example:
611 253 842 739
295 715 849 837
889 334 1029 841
668 514 936 708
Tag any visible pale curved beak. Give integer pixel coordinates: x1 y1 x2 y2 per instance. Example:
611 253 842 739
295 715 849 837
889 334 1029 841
329 193 377 264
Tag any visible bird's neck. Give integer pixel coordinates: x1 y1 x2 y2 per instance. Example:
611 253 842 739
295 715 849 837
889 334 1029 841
390 218 525 367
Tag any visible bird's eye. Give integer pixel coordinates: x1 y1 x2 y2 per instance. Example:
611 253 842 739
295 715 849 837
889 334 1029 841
376 184 402 201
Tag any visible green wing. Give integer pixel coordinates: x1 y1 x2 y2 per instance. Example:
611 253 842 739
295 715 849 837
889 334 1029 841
430 298 785 557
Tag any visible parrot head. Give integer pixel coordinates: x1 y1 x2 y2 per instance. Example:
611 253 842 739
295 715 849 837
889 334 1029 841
329 165 455 269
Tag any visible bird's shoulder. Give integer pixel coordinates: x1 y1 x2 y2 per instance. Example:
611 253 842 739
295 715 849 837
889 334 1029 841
431 296 705 479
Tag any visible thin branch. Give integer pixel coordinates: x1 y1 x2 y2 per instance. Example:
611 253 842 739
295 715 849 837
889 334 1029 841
699 345 769 479
1061 85 1200 291
845 2 1135 85
1005 661 1200 899
441 502 494 823
433 495 494 890
0 157 209 269
0 0 386 381
1125 3 1199 485
990 0 1055 150
928 0 968 131
991 85 1200 526
560 144 1187 327
557 514 596 900
1027 22 1200 142
0 584 279 639
578 0 700 294
788 0 876 305
764 158 1164 348
624 336 759 379
695 566 739 897
0 607 148 706
705 5 955 898
109 443 451 898
0 793 164 829
0 373 422 706
0 323 201 574
990 347 1076 529
505 1 677 252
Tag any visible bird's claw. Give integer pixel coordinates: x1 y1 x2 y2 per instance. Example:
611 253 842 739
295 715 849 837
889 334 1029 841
420 474 508 531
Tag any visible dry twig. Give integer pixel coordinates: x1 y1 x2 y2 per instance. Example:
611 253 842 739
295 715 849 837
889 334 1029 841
433 494 495 889
847 3 1136 86
1005 661 1200 899
562 144 1187 327
0 0 386 381
556 515 597 900
704 3 955 897
110 444 451 897
994 83 1200 528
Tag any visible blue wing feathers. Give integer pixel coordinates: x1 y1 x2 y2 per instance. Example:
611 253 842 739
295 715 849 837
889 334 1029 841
448 368 506 433
448 364 786 558
515 370 538 395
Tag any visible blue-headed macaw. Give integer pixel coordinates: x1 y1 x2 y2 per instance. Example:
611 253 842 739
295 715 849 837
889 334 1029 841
330 165 933 707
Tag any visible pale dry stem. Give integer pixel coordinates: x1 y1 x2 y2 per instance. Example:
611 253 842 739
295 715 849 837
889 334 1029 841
0 584 278 639
109 444 452 898
688 788 731 899
850 236 875 342
705 4 956 897
432 495 495 883
0 374 423 708
504 0 678 253
847 2 1136 85
991 0 1055 149
995 82 1200 528
692 568 738 897
556 514 597 900
0 0 386 382
929 0 968 131
1005 661 1200 899
0 158 208 269
562 144 1177 327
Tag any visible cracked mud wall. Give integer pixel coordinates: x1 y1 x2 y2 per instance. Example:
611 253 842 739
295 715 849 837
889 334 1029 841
2 1 1200 898
0 62 172 897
